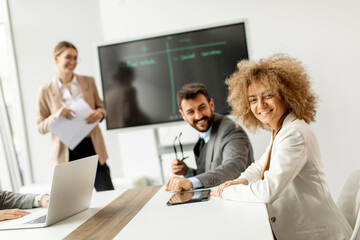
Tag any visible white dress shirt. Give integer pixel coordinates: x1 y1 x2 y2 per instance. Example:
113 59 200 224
187 126 212 189
56 75 82 106
56 76 91 137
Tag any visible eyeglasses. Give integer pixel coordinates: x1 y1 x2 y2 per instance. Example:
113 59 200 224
173 132 189 161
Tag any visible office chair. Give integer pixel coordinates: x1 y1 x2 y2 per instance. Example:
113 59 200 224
337 168 360 240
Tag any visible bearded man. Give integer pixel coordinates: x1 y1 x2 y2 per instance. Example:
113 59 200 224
165 83 254 192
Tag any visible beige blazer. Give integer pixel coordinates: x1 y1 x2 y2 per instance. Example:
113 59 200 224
222 113 352 240
37 74 108 166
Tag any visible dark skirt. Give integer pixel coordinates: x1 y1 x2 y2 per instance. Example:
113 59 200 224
69 137 114 191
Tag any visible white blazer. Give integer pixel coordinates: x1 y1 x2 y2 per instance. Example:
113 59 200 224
222 113 352 240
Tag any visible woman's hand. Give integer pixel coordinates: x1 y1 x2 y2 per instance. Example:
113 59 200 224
0 209 30 221
85 110 103 124
59 106 76 119
211 178 248 198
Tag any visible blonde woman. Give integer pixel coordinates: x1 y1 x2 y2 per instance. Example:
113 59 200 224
212 54 352 239
37 41 114 191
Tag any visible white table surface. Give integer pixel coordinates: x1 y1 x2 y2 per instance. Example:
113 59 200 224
115 186 274 240
0 189 124 240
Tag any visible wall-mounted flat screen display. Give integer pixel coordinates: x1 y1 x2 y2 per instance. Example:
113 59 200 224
97 21 249 130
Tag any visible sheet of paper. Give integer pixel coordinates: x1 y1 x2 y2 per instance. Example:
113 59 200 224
50 99 99 150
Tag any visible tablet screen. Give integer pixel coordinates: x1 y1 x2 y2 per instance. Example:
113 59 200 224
166 189 211 206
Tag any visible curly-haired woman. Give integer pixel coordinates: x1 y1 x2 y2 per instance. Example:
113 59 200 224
212 54 352 239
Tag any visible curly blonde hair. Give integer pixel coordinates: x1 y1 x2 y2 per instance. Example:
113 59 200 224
226 54 318 132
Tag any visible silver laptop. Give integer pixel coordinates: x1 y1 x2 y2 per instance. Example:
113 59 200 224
0 155 98 230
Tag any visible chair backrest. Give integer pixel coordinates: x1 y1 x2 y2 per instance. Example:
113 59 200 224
337 168 360 240
352 213 360 240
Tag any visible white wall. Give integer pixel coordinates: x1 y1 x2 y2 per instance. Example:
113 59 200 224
7 0 360 200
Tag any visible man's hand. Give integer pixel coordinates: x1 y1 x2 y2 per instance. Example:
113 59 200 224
165 176 192 192
0 209 30 221
171 158 188 175
211 178 249 197
40 194 50 208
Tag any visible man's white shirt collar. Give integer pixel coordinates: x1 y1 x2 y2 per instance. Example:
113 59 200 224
199 125 212 143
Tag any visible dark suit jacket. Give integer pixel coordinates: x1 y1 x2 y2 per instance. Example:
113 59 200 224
0 191 36 210
192 113 254 187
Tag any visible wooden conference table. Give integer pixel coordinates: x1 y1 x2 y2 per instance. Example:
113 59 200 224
0 186 274 240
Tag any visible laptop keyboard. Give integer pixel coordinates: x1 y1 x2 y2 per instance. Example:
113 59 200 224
25 215 47 224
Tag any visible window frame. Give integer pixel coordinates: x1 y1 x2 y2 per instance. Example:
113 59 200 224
0 0 33 191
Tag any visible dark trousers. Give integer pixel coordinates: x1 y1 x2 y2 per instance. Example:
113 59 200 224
69 137 114 191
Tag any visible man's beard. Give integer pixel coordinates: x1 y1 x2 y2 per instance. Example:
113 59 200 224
192 113 215 132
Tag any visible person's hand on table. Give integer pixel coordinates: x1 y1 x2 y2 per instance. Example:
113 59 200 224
85 110 103 124
0 209 30 221
171 158 188 175
165 176 192 192
211 178 249 197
